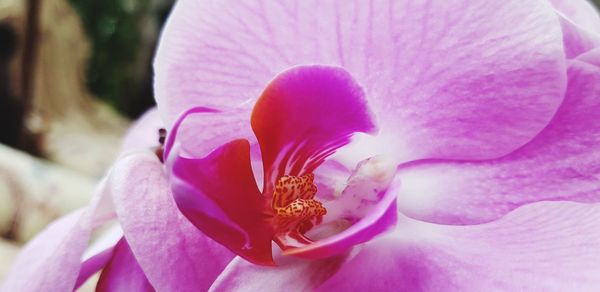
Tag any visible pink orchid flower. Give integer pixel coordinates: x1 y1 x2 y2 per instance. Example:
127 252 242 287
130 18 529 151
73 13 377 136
4 0 600 291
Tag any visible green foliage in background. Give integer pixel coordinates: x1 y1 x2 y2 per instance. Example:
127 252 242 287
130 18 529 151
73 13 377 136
68 0 172 117
69 0 143 111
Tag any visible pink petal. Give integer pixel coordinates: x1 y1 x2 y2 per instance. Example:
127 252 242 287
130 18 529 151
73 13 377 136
75 246 116 289
251 66 375 192
209 252 347 291
120 107 165 154
162 106 219 159
170 140 273 265
397 52 600 224
578 46 600 66
111 153 234 290
162 106 262 185
96 238 153 292
164 107 254 159
550 0 600 33
559 16 600 58
155 0 566 161
1 180 114 291
318 201 600 290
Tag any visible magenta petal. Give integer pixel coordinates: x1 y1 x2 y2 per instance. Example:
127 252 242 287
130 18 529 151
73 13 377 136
318 202 600 290
252 65 375 190
96 238 153 292
75 246 116 290
155 0 566 161
1 180 113 292
210 254 346 291
170 140 273 265
397 51 600 225
111 153 234 290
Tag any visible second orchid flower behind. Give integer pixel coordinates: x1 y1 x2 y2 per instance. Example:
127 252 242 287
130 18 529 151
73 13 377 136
167 66 398 265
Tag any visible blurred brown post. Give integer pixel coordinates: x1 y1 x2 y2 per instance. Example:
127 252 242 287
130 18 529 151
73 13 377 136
21 0 39 112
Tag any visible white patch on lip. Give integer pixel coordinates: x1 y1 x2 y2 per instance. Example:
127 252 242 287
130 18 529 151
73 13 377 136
304 219 352 241
319 156 396 226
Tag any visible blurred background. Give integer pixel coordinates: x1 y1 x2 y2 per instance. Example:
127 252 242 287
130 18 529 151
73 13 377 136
0 0 599 287
0 0 173 284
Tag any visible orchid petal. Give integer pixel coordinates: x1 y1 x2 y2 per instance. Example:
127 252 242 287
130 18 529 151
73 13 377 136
559 14 600 58
111 152 235 290
578 45 600 65
155 0 566 162
75 246 115 290
209 253 347 292
166 107 254 159
96 238 153 292
170 141 273 266
550 0 600 33
396 49 600 225
251 65 375 192
163 106 219 159
318 201 600 290
120 107 164 154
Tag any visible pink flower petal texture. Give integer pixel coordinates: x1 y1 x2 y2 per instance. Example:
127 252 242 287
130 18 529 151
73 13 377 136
111 153 234 291
162 106 219 159
558 14 600 58
579 45 600 65
396 48 600 225
171 108 255 158
155 0 566 162
172 140 272 265
120 107 165 154
75 245 116 289
210 252 347 291
550 0 600 33
170 66 379 265
550 0 600 60
549 1 600 59
95 238 153 292
317 201 600 291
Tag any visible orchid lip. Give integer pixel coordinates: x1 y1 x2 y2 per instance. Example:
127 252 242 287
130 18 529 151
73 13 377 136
169 65 398 265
